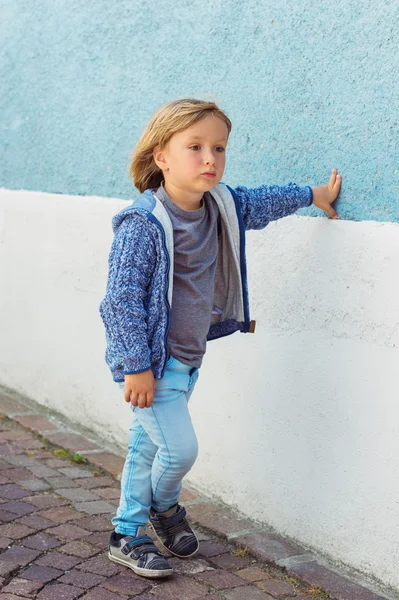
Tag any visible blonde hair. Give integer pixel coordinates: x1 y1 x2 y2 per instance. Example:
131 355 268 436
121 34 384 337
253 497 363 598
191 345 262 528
129 98 232 193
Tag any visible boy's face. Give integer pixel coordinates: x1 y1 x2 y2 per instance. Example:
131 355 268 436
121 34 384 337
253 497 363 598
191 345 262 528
153 114 229 193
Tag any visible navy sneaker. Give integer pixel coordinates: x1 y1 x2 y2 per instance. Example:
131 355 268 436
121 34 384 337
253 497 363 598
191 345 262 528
108 525 173 578
149 503 199 558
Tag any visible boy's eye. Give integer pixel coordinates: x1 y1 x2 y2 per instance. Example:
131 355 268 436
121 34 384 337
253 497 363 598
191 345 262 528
189 145 226 152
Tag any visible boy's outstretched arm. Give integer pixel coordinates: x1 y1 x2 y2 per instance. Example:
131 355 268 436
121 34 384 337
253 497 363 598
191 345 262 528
232 168 342 230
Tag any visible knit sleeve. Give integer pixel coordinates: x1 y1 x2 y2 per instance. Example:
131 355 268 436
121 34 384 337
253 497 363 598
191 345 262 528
99 214 157 375
232 183 313 231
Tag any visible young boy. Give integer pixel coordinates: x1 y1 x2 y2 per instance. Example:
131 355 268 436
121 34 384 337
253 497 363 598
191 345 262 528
99 98 341 578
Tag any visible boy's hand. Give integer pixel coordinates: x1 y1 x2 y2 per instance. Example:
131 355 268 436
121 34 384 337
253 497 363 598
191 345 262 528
124 370 155 409
311 168 342 219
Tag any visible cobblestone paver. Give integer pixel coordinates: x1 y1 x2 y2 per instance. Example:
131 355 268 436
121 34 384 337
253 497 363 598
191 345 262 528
0 393 393 600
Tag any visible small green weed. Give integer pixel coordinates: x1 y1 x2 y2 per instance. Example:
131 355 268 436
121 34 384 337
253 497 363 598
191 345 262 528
233 546 249 558
285 576 300 589
51 447 87 463
303 587 329 599
70 453 88 464
52 448 70 459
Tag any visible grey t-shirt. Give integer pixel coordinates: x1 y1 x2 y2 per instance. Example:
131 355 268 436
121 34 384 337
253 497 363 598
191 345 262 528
155 183 219 368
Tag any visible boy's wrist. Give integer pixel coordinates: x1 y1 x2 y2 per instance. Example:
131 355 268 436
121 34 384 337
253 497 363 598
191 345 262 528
125 369 151 375
307 186 314 206
124 366 152 376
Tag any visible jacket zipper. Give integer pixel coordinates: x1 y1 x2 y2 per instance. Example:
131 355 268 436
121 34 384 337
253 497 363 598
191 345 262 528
148 213 172 378
226 185 251 332
161 245 171 377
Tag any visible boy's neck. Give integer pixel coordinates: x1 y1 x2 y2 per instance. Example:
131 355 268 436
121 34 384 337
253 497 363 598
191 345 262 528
162 180 203 211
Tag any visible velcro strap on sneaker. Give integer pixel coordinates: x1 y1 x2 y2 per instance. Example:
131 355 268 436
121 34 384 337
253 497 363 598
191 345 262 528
121 536 155 555
151 505 187 527
130 543 163 560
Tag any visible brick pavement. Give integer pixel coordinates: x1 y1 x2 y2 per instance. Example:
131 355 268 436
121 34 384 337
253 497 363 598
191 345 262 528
0 390 394 600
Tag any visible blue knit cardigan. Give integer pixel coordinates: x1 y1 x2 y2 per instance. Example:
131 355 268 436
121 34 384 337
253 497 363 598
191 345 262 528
99 181 313 382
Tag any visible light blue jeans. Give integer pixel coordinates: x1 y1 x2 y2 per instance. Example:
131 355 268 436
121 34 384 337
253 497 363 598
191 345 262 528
112 356 200 536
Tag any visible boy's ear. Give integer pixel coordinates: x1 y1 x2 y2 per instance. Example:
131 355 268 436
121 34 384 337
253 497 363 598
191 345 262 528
153 145 169 171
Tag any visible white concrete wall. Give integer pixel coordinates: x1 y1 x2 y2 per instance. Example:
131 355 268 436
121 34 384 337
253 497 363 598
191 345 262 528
1 187 398 589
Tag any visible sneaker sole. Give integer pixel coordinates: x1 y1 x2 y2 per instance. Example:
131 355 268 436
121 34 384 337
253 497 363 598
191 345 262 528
108 551 173 578
148 521 200 559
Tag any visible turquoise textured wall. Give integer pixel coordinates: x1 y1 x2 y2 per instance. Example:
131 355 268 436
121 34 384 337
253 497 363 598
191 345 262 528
1 0 398 222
